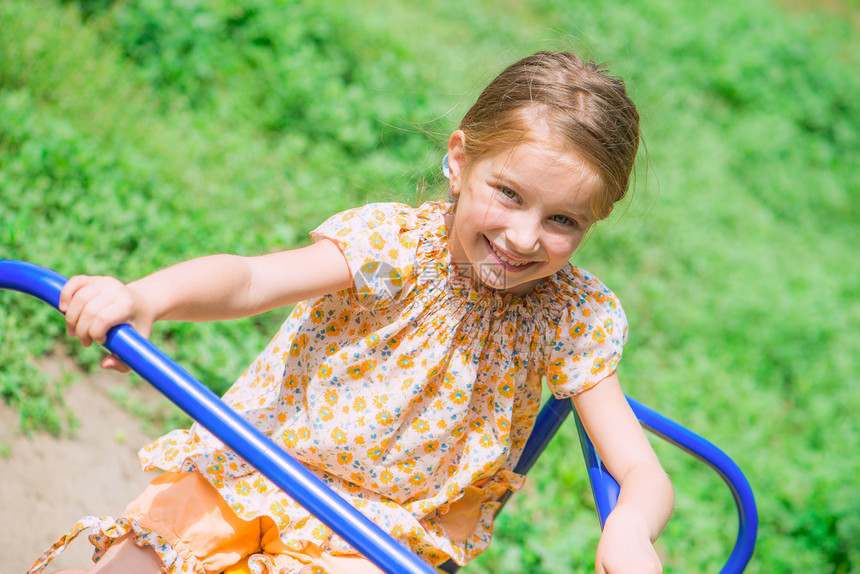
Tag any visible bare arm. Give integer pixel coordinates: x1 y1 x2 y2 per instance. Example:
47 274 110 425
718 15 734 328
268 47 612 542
126 239 352 322
572 372 674 573
59 239 352 369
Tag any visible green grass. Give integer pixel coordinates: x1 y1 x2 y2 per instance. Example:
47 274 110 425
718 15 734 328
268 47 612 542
1 0 859 571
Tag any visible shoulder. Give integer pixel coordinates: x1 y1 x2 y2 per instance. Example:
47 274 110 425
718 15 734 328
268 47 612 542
549 265 627 345
315 201 446 237
543 266 628 396
343 202 412 224
309 202 449 307
557 266 623 314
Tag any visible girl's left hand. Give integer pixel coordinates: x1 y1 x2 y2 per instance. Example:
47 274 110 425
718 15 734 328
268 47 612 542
594 506 663 574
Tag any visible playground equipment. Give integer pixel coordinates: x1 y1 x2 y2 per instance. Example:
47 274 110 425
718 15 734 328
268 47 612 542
0 259 757 573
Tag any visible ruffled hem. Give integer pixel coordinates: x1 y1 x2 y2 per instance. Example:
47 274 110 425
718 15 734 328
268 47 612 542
27 515 193 574
245 556 329 574
26 515 337 574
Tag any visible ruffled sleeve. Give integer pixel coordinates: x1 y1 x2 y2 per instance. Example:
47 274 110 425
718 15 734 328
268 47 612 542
310 202 419 309
543 267 628 398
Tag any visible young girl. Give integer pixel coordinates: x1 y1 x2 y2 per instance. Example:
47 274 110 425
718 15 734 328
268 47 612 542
34 51 672 574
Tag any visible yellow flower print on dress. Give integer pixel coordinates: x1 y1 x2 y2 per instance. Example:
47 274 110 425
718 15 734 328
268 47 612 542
282 429 300 448
373 394 388 409
570 321 588 337
367 445 383 460
449 389 468 404
369 231 385 250
411 417 430 434
331 427 348 446
318 406 334 422
234 479 251 496
337 452 353 465
253 476 268 494
289 334 309 357
345 364 363 379
546 358 569 387
364 333 381 347
317 363 332 379
590 357 608 376
311 524 329 541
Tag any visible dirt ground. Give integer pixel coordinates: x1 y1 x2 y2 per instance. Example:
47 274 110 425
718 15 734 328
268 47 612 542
0 356 163 573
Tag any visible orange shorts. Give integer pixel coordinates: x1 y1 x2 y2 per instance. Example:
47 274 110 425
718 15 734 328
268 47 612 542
124 471 386 574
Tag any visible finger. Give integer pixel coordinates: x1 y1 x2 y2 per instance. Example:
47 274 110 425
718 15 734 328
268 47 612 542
58 275 92 313
63 277 107 339
62 276 95 335
101 354 131 373
71 282 116 347
88 300 134 344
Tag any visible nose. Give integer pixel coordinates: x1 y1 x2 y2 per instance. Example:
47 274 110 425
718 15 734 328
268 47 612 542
504 212 541 254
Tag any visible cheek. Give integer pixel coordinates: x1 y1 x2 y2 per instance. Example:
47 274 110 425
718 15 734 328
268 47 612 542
460 197 503 230
546 235 581 261
475 197 510 227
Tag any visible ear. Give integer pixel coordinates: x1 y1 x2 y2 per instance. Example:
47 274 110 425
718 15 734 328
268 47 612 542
447 130 467 194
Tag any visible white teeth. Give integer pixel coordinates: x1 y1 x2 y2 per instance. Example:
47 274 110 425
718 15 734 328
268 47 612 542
490 243 529 266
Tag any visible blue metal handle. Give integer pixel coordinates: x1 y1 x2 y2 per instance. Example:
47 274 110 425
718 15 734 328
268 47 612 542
519 397 757 573
628 397 758 574
0 260 437 574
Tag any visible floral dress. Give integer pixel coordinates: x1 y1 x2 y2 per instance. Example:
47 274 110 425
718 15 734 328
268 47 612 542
31 201 627 573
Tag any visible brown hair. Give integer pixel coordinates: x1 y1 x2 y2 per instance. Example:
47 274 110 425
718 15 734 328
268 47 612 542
459 51 640 219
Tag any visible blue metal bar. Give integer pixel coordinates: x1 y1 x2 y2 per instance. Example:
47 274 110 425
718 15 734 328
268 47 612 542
627 397 758 574
514 394 572 476
0 260 437 574
572 406 620 527
517 397 619 526
521 395 756 573
567 394 757 573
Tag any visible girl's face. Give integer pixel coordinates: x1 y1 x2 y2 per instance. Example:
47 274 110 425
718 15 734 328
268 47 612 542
446 130 604 296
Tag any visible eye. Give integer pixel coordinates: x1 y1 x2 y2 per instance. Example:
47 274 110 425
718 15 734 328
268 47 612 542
549 214 579 228
497 186 518 200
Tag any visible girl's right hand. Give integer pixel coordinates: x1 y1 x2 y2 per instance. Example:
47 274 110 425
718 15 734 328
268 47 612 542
59 275 156 372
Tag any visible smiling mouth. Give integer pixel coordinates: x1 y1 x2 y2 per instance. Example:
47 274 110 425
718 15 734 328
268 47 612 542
486 238 534 269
